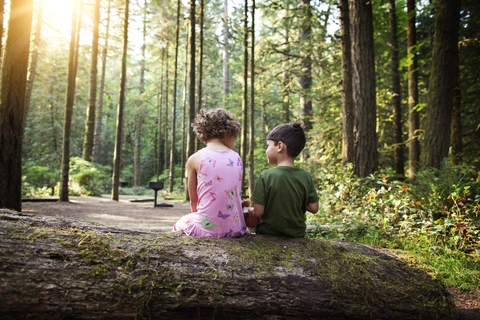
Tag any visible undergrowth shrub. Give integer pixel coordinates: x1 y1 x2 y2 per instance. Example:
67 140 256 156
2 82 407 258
69 157 111 196
306 160 480 288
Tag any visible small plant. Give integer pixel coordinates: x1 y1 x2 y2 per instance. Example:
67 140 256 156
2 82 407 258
69 157 111 196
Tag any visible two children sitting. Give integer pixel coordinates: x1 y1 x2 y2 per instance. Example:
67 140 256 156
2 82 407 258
173 108 319 238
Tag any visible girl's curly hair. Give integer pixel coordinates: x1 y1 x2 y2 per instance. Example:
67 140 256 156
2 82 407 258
192 108 242 143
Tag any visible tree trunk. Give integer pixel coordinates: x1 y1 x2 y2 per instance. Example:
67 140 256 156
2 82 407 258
450 78 462 165
0 209 457 320
195 0 205 153
181 24 189 187
422 0 461 169
241 0 248 190
23 0 43 131
281 4 290 124
248 0 255 198
407 0 420 183
93 0 112 164
49 82 58 154
134 0 147 187
340 0 354 166
157 47 166 179
186 0 196 201
223 0 229 109
59 0 82 202
350 0 378 178
164 41 169 173
82 0 101 162
0 0 34 212
111 0 129 201
299 0 313 133
169 0 182 193
389 0 404 177
0 0 4 64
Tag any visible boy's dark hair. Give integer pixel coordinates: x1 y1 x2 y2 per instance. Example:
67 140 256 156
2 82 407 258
266 121 306 159
192 108 242 143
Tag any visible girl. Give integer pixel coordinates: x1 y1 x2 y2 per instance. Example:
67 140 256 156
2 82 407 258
173 108 247 237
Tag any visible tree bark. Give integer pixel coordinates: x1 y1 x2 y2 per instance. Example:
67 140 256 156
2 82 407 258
93 0 112 164
186 0 196 201
281 4 290 124
389 0 404 177
340 0 354 166
195 0 205 153
82 0 101 162
299 0 313 133
157 47 166 179
407 0 420 183
181 24 189 187
450 78 462 165
169 0 182 193
241 0 248 190
422 0 461 169
0 0 4 64
134 0 148 187
248 0 255 198
0 209 457 320
111 0 130 201
24 0 43 132
0 0 34 212
350 0 378 178
223 0 229 109
59 0 82 202
164 41 169 173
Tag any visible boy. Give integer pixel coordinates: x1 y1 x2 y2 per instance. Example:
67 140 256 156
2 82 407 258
250 122 319 237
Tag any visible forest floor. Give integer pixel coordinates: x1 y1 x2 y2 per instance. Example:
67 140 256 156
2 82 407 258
22 195 480 319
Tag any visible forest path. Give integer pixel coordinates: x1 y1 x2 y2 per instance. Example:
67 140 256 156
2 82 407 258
22 195 190 229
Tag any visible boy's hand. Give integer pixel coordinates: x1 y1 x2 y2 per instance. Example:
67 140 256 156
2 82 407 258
244 208 260 228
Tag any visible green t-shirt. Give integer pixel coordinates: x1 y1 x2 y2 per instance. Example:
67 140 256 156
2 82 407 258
251 166 319 238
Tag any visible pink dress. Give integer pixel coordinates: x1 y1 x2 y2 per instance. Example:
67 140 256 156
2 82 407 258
173 148 247 238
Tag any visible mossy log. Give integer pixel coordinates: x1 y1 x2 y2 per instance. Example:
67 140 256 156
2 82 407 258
0 209 456 320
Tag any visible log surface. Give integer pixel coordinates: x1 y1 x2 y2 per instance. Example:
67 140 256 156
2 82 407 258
0 209 456 319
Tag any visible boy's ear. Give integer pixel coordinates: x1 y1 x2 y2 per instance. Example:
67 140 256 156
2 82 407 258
277 141 285 152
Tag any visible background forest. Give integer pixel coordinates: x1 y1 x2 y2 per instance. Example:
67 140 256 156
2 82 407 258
0 0 479 294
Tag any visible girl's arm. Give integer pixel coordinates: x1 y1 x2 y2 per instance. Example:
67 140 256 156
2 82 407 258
186 152 201 212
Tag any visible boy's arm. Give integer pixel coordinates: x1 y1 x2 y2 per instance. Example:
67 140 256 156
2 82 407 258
253 203 265 217
306 202 319 214
186 153 201 212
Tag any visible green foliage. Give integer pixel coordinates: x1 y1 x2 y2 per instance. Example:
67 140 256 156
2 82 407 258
69 157 111 196
306 161 480 289
23 165 59 188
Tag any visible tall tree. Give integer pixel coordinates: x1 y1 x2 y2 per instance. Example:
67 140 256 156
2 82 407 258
157 47 166 177
0 0 34 211
340 0 353 166
181 24 189 186
93 0 112 164
350 0 378 177
59 0 83 202
186 0 196 201
164 41 169 172
169 0 182 192
389 0 404 176
112 0 130 201
450 78 462 164
0 0 4 63
299 0 312 133
135 0 148 187
24 0 43 131
222 0 229 109
248 0 255 196
241 0 248 189
407 0 420 183
422 0 461 169
195 0 204 152
82 0 102 162
281 3 291 124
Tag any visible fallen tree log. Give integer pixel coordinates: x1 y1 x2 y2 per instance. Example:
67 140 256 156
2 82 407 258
0 209 456 319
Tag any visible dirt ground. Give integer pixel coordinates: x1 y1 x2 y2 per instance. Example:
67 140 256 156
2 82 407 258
22 195 191 230
20 195 480 319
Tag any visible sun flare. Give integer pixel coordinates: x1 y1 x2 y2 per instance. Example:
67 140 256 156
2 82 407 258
41 0 77 41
